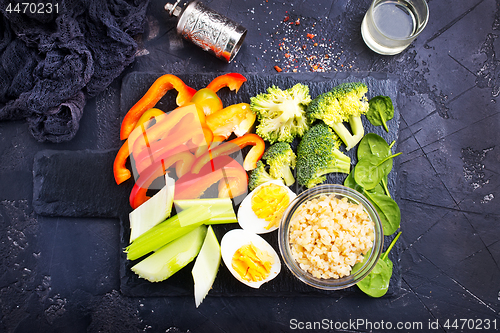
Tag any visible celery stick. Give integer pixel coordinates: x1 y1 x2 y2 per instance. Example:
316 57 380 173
125 205 212 261
192 226 221 307
131 225 207 282
204 210 237 225
129 174 175 242
174 198 237 226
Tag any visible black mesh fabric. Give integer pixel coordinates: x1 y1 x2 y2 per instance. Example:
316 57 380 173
0 0 150 142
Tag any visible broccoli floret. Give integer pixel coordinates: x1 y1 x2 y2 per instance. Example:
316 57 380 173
306 82 369 151
296 122 351 188
248 160 278 191
250 83 311 144
262 142 296 186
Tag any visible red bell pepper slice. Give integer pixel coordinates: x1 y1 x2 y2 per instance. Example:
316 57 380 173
174 156 248 200
131 104 204 164
113 108 165 185
132 120 210 174
191 133 265 174
120 74 197 140
205 73 247 93
129 146 196 209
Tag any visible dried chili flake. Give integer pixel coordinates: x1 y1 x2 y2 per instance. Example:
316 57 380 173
274 65 283 72
306 33 315 39
283 16 290 22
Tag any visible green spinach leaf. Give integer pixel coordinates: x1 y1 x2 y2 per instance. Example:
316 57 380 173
363 191 401 235
354 152 401 190
366 96 394 132
356 232 401 297
357 133 391 160
344 169 385 195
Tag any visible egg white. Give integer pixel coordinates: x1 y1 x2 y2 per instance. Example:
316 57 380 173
220 229 281 289
237 180 297 234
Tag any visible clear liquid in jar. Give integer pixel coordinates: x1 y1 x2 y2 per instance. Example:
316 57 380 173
373 0 416 39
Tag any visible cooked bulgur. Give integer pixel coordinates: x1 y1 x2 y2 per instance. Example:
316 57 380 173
289 194 374 279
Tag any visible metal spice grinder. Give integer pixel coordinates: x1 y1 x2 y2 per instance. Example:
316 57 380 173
165 0 247 62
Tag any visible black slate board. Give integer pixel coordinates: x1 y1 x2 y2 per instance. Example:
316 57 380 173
33 149 133 218
118 72 402 298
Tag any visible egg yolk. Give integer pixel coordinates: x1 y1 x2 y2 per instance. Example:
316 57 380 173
251 183 290 229
231 243 274 282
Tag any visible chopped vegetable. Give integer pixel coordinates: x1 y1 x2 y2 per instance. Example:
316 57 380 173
366 96 394 132
191 133 265 173
131 225 207 282
296 122 351 188
129 174 175 242
192 226 221 307
306 82 369 150
190 88 223 116
125 205 213 261
353 152 402 190
174 198 237 226
113 108 165 185
174 156 248 200
250 83 311 143
262 142 296 186
120 74 196 140
363 191 401 236
205 73 247 93
354 232 401 297
248 160 279 191
205 103 256 140
345 133 401 235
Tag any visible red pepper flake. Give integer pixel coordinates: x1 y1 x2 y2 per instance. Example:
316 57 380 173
283 16 290 22
274 65 283 72
285 53 291 58
307 33 315 39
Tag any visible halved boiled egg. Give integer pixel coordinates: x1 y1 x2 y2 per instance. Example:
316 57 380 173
237 180 297 234
220 229 281 288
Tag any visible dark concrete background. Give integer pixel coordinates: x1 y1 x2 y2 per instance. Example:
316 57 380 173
0 0 499 332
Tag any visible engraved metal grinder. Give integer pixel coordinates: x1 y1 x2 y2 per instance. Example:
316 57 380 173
165 0 247 62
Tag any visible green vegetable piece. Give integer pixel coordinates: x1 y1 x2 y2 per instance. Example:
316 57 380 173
363 191 401 235
306 82 369 150
192 226 221 308
248 160 279 191
296 122 351 188
262 142 297 186
356 232 401 297
343 170 364 193
131 225 207 282
366 96 394 132
125 205 213 261
174 198 237 225
129 174 175 242
357 133 391 160
250 83 311 144
354 152 401 190
344 169 386 196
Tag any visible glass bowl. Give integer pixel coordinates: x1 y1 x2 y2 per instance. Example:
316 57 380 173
278 184 384 290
